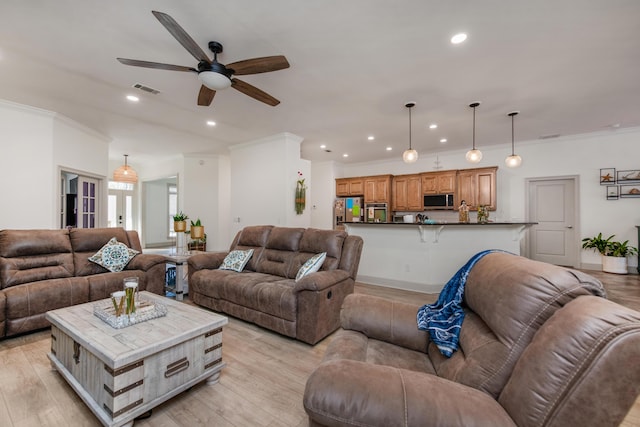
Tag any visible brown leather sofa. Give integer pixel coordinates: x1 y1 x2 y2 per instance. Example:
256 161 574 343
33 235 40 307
188 225 363 345
0 227 168 339
303 252 640 427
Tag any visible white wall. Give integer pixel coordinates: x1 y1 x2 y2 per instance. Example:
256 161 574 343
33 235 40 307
0 100 109 229
229 132 310 237
329 127 640 270
143 177 174 246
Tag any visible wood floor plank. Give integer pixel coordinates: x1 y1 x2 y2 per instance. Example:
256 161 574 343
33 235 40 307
0 271 638 427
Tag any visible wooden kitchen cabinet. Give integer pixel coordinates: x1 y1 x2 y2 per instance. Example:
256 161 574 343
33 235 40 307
336 178 364 196
392 174 422 211
421 170 457 194
456 166 497 210
364 175 392 203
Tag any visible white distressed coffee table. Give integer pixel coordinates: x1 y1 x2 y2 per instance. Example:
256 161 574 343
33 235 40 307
46 291 228 427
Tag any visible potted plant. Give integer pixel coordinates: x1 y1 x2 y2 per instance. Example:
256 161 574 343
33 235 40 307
581 233 638 274
190 218 204 240
173 211 188 233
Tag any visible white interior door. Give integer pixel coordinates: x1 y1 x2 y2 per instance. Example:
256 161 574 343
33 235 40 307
527 177 579 267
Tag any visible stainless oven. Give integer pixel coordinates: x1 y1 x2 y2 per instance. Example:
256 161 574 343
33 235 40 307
365 203 388 222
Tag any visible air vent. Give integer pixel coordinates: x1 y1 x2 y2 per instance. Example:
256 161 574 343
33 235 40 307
133 83 160 95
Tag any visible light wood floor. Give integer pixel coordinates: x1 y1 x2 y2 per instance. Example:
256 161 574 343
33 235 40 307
0 271 638 427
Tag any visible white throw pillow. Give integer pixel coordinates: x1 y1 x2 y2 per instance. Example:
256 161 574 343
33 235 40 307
219 249 254 272
88 237 139 273
296 252 326 282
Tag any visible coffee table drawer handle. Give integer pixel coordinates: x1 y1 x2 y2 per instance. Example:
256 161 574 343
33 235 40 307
165 357 190 378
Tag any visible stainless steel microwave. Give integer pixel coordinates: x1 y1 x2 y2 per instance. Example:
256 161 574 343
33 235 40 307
423 194 455 209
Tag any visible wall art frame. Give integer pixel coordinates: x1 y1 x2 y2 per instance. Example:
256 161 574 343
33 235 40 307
617 170 640 184
606 185 619 200
620 185 640 198
600 168 616 185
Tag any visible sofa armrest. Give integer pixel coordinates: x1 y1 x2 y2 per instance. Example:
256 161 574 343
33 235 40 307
188 252 228 271
293 269 351 292
125 253 167 271
304 360 516 427
340 293 430 353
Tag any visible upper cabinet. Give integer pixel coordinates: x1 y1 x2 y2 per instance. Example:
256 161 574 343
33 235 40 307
421 171 457 194
364 175 392 203
336 178 364 197
456 167 497 211
392 174 422 211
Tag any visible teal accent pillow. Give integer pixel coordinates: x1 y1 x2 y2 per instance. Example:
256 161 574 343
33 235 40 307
88 237 139 273
296 252 326 282
219 249 254 272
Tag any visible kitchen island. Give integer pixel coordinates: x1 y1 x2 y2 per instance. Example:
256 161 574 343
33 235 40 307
343 222 535 294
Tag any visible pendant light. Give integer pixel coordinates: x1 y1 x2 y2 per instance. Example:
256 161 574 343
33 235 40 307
505 111 522 168
402 102 418 164
112 154 138 183
465 102 482 163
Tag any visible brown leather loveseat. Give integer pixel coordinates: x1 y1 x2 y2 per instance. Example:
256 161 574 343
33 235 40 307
0 227 168 339
303 252 640 427
188 225 363 345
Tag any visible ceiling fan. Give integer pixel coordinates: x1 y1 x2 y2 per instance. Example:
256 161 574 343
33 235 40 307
117 11 289 107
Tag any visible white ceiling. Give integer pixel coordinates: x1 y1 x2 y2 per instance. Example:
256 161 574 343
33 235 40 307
0 0 638 165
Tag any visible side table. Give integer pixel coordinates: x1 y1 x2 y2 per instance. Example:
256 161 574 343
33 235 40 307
166 254 191 301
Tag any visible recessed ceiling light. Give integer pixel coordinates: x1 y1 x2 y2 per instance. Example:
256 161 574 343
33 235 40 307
386 147 392 151
320 144 327 149
343 154 349 158
429 124 438 129
126 95 139 102
206 120 216 126
367 136 375 141
451 33 467 44
440 138 448 143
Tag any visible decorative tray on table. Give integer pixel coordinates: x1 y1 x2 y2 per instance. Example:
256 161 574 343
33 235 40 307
93 297 168 329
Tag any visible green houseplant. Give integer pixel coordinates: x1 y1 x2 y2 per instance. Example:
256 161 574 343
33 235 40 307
582 233 638 274
190 218 205 240
173 211 189 233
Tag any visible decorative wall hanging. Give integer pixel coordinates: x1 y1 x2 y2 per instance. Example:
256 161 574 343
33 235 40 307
600 167 640 200
295 171 306 214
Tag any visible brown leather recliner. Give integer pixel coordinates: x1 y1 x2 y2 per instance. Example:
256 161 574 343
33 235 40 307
303 252 640 427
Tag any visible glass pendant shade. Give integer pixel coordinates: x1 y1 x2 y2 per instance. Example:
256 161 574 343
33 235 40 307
198 71 232 90
402 102 418 164
113 155 138 183
505 154 522 168
403 149 418 163
466 102 482 164
505 111 522 168
465 149 483 163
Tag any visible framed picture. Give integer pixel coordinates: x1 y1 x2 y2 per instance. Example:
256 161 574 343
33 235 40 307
606 185 619 200
600 168 616 185
620 185 640 198
617 170 640 184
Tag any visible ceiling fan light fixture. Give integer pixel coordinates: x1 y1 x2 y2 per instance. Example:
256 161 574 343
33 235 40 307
198 70 232 90
403 102 419 164
113 154 138 184
466 102 482 164
505 111 522 168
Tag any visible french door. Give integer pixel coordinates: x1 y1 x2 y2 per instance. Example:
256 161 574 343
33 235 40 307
108 188 134 230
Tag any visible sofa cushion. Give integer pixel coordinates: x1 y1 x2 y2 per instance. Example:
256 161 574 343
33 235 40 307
295 252 326 282
298 228 346 272
71 228 135 276
429 252 606 398
89 237 139 273
231 225 273 272
254 227 305 278
219 249 254 272
0 229 74 289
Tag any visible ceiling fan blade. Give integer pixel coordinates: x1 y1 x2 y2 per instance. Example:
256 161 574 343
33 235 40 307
226 55 290 75
117 58 197 72
231 78 280 106
197 85 216 106
151 11 211 63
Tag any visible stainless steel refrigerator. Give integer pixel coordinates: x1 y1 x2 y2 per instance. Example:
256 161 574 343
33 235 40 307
334 197 364 228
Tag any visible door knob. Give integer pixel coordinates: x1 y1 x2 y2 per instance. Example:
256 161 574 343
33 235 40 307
566 226 573 229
